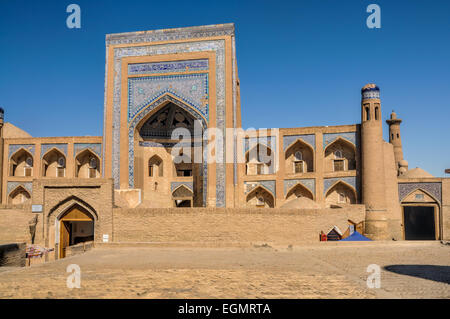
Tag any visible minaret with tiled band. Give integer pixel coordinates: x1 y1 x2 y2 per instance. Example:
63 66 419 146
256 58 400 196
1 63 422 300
386 111 404 170
361 84 388 240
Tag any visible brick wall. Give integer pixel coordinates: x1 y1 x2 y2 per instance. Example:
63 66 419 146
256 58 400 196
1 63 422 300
0 209 33 244
112 206 366 244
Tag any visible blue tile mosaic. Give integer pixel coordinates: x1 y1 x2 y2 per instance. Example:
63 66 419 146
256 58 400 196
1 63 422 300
74 144 102 158
171 181 194 193
7 182 32 196
283 134 316 151
323 177 357 195
244 180 276 196
398 182 442 204
8 144 35 158
284 179 315 196
40 144 68 157
323 132 357 149
128 59 208 75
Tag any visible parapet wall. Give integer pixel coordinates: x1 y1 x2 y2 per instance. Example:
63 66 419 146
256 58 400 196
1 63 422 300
112 206 366 245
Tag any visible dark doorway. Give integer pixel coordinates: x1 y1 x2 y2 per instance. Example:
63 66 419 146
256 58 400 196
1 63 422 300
403 206 436 240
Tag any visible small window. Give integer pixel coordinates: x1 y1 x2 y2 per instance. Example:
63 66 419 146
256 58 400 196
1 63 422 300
294 161 304 174
24 167 32 177
25 157 33 167
391 133 394 140
365 106 370 121
338 193 346 203
89 158 97 169
415 194 424 200
334 160 345 172
57 167 65 178
149 165 154 177
89 168 96 178
256 163 264 175
375 107 379 120
397 133 399 138
334 150 343 159
256 195 265 207
294 151 303 161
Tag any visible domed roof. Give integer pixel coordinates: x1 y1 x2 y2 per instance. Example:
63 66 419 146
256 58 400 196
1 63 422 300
401 167 434 178
361 83 379 91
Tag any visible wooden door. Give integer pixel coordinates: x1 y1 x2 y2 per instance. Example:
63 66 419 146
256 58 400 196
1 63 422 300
59 221 71 258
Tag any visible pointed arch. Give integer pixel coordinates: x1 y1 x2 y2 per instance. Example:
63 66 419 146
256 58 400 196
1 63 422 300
246 185 275 208
172 184 194 198
325 180 357 205
245 143 275 175
49 195 98 221
148 154 164 177
324 137 356 172
286 183 314 201
401 188 440 206
8 185 31 205
285 139 315 173
9 148 34 177
42 147 66 178
75 149 101 178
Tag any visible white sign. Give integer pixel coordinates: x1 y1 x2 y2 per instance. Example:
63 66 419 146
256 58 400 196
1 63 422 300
102 234 109 243
32 205 43 213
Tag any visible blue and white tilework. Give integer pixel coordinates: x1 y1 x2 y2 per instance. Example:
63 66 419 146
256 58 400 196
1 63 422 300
9 144 35 158
283 134 315 151
323 132 357 149
244 180 276 197
7 182 32 196
40 144 68 157
323 177 357 195
284 179 315 196
128 73 209 122
128 59 208 75
398 182 442 204
171 181 194 193
74 144 102 158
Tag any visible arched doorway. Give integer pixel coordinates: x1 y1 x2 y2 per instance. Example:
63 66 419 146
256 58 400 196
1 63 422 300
58 205 94 258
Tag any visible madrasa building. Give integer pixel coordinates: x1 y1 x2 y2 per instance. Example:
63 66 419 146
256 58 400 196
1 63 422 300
0 24 448 259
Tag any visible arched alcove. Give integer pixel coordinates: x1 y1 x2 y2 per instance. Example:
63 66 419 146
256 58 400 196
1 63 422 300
172 185 194 207
42 148 66 178
9 149 33 177
286 183 314 201
325 181 356 206
246 186 274 208
75 149 100 178
285 140 314 174
324 138 356 172
8 185 31 205
245 144 274 175
148 155 163 177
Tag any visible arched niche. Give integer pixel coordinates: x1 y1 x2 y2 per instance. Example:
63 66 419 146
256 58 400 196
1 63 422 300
285 140 314 174
172 185 193 207
286 183 314 201
75 149 100 178
42 148 66 178
9 149 33 177
246 186 275 208
325 181 356 206
148 155 163 177
324 138 356 172
8 185 31 205
245 144 274 175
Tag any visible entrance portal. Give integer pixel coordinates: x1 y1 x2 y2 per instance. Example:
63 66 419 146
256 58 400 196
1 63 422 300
59 205 94 258
403 206 436 240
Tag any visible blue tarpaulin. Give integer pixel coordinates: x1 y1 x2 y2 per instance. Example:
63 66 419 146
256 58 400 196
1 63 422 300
340 231 372 241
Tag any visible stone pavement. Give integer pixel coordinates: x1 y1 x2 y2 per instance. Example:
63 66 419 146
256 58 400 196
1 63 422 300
0 242 448 298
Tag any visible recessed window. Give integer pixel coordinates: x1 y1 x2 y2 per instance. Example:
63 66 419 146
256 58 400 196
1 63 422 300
375 106 379 120
334 160 345 172
334 150 343 159
338 193 346 203
294 161 304 173
256 195 265 207
365 106 370 121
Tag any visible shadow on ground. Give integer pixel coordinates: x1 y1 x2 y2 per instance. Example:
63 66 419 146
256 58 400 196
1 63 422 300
384 265 450 284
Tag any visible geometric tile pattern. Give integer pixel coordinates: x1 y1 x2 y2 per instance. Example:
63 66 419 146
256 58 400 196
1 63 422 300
7 182 33 196
74 143 102 158
40 144 68 157
283 134 316 151
244 180 276 197
171 181 194 193
398 182 442 204
8 144 35 158
323 132 357 149
284 179 315 196
128 59 208 75
323 177 357 195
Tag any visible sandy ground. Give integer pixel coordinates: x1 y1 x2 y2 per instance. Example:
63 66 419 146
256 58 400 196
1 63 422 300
0 242 449 299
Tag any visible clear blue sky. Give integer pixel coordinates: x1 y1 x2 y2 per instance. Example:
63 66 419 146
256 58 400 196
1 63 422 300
0 0 449 176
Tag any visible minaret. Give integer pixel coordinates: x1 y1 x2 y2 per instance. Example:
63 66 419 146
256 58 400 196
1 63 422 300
0 107 4 203
386 111 404 168
360 84 388 240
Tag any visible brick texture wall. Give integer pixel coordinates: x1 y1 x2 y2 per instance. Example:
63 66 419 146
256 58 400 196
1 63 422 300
0 243 26 267
112 206 366 244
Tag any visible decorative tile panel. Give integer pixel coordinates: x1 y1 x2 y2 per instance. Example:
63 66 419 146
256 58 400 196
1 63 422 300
398 182 442 204
9 144 35 158
128 59 208 75
324 177 357 194
323 132 357 149
7 182 32 195
128 73 209 122
284 179 315 196
74 144 102 158
40 144 68 157
244 180 276 196
283 134 315 151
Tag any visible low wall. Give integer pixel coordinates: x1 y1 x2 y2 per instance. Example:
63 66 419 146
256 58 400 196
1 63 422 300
112 206 366 244
0 243 26 267
65 241 94 257
0 209 34 245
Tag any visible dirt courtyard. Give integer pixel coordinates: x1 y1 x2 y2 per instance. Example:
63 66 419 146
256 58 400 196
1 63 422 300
0 242 449 299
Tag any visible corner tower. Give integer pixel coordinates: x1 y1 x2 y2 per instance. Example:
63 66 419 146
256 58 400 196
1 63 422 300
386 111 404 168
361 84 388 239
